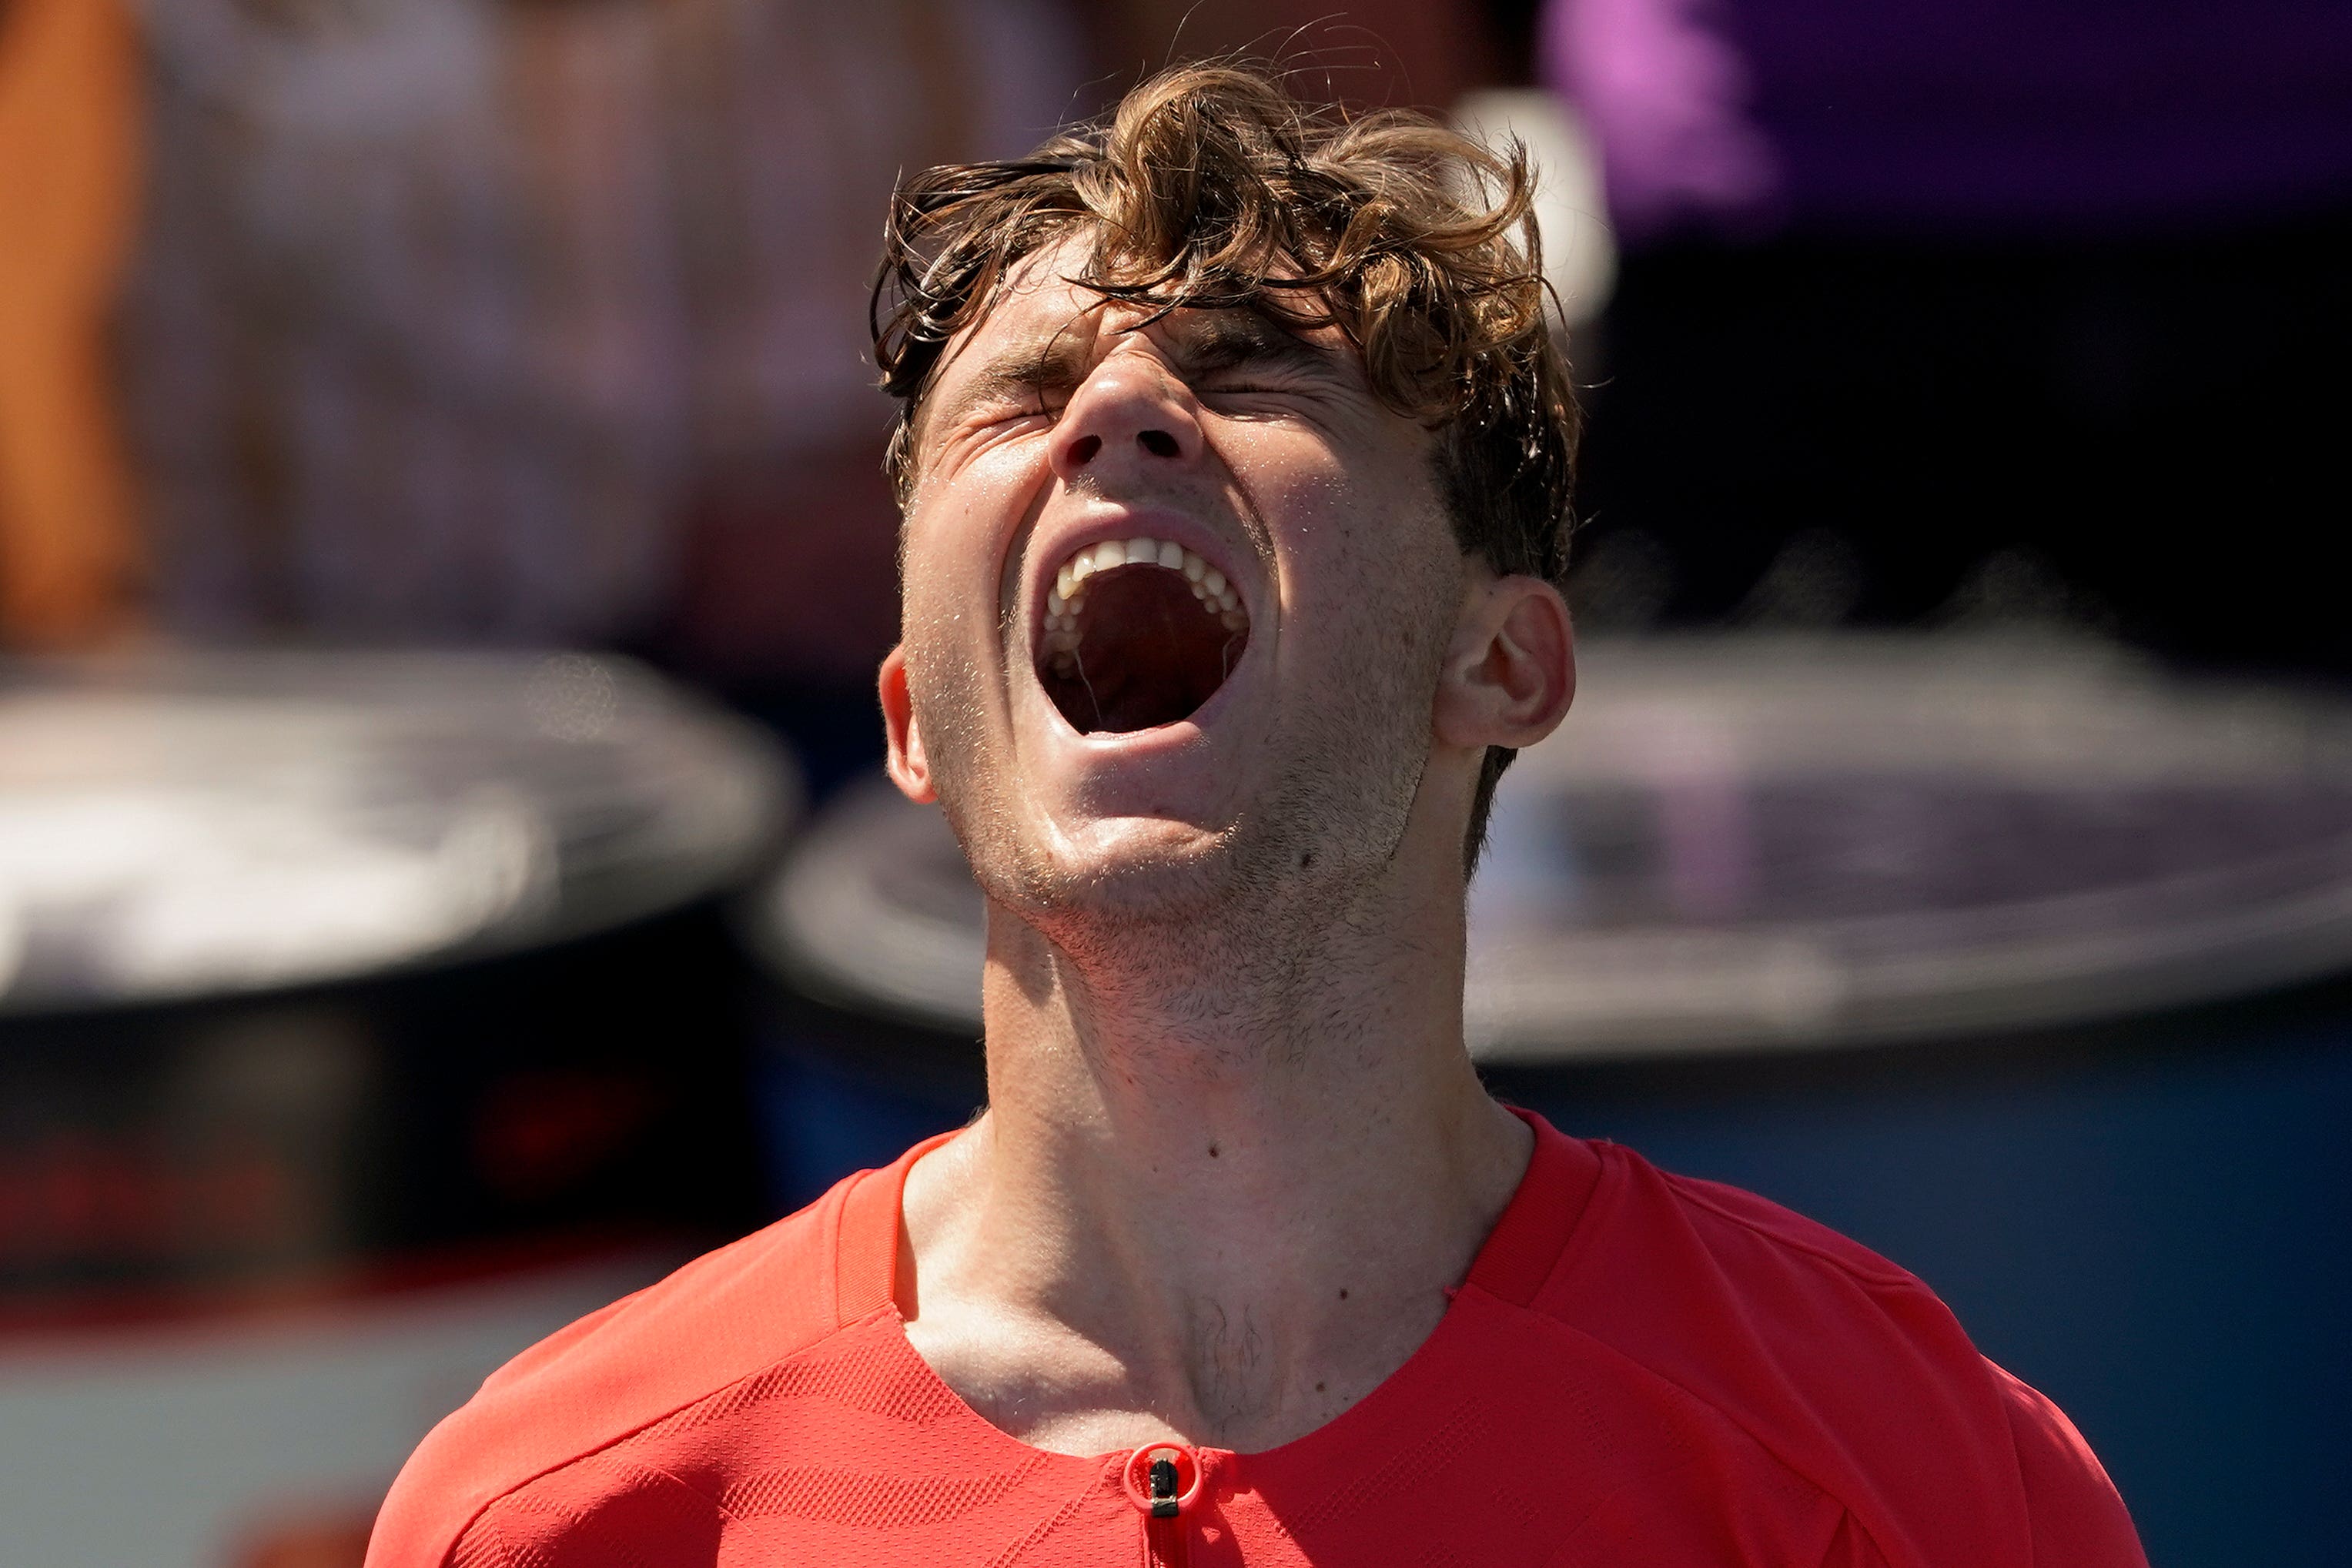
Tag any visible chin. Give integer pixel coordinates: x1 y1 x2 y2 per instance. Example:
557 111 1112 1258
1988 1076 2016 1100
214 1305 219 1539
969 805 1268 937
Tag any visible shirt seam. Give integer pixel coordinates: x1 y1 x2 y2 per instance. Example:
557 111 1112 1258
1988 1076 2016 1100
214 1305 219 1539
1475 1286 1905 1561
1836 1507 1899 1568
1992 1372 2042 1568
440 1304 896 1566
1527 1473 1895 1568
1537 1148 1930 1340
1519 1138 1626 1305
1828 1506 1899 1568
1659 1172 1921 1290
822 1162 852 1326
532 1452 730 1526
1467 1112 1608 1307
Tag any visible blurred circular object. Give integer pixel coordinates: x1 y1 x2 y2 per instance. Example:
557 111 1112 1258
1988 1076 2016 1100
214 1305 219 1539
0 647 797 1309
748 775 981 1035
1467 634 2352 1058
0 650 795 1013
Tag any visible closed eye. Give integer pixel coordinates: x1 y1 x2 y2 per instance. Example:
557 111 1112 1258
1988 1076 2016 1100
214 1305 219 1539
1193 379 1324 414
1196 376 1318 398
978 398 1060 430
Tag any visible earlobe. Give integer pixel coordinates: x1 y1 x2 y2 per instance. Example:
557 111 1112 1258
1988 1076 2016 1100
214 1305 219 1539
1434 574 1576 752
878 645 938 803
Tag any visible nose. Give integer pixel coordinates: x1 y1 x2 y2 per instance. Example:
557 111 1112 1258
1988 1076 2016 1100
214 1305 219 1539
1049 356 1201 484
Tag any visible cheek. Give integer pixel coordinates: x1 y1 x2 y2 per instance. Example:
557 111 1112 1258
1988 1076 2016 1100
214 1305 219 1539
1218 429 1363 587
1263 467 1456 636
902 456 1039 621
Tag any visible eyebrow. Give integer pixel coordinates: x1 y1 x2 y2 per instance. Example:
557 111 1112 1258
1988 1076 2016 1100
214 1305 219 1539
920 305 1343 445
1155 309 1342 383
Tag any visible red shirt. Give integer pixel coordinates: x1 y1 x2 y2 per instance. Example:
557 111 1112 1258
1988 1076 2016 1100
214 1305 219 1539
366 1113 2144 1566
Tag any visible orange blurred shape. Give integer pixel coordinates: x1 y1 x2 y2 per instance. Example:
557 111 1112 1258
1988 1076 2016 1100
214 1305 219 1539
229 1510 375 1568
0 0 146 647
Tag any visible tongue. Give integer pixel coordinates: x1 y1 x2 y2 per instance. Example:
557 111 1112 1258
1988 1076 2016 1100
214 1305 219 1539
1041 566 1245 734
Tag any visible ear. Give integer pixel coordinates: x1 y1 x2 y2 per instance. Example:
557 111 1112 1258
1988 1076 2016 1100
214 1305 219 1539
1434 570 1575 753
878 644 938 803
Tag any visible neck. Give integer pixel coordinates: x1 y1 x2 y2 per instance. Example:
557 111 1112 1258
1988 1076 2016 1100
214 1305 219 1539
898 818 1533 1456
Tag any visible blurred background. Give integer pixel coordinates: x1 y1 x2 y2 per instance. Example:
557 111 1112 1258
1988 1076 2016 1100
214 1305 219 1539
2 0 2348 1562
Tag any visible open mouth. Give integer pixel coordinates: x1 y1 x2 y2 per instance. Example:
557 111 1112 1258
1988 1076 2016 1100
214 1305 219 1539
1036 536 1250 734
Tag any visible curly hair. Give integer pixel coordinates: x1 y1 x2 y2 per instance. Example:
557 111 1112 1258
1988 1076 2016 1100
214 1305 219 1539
871 62 1579 873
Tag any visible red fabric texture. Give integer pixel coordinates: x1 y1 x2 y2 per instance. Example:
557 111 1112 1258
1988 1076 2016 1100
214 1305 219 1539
366 1114 2145 1566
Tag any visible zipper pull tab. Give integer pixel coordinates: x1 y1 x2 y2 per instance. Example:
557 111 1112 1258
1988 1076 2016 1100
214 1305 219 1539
1123 1439 1204 1519
1147 1450 1183 1518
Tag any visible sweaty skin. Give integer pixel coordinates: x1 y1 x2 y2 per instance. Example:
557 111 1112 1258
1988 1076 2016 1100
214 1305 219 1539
878 239 1577 1458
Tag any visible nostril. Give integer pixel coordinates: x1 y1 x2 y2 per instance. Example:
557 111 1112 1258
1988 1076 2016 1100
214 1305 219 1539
1066 434 1102 465
1138 429 1179 458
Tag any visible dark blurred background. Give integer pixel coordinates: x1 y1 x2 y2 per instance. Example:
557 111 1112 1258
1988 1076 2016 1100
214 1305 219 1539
2 0 2348 1562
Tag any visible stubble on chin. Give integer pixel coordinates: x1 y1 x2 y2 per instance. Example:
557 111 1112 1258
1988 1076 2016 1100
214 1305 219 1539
934 656 1447 996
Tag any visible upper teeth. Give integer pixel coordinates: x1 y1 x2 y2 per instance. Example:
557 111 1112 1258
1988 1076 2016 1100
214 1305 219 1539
1042 536 1248 652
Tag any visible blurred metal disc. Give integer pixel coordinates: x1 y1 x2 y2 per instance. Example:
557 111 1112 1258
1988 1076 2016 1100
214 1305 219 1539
1469 635 2352 1058
0 650 798 1012
754 634 2352 1061
748 777 982 1032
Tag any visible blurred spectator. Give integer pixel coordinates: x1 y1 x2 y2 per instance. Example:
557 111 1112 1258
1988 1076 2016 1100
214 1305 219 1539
20 0 1518 685
1079 1 1500 115
0 0 146 648
122 0 1081 680
1544 0 2352 670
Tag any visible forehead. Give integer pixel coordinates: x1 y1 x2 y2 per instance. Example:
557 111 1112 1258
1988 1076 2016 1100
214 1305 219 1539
924 237 1354 403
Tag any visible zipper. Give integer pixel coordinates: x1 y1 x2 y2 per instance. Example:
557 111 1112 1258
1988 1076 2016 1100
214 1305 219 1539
1126 1443 1200 1568
1144 1509 1190 1568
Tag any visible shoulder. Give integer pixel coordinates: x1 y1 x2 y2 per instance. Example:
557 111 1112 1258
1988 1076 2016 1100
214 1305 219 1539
1989 1360 2147 1566
1525 1138 2142 1566
363 1172 862 1568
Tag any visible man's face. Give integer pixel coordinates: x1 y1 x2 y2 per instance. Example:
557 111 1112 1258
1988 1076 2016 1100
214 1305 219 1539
888 240 1470 932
